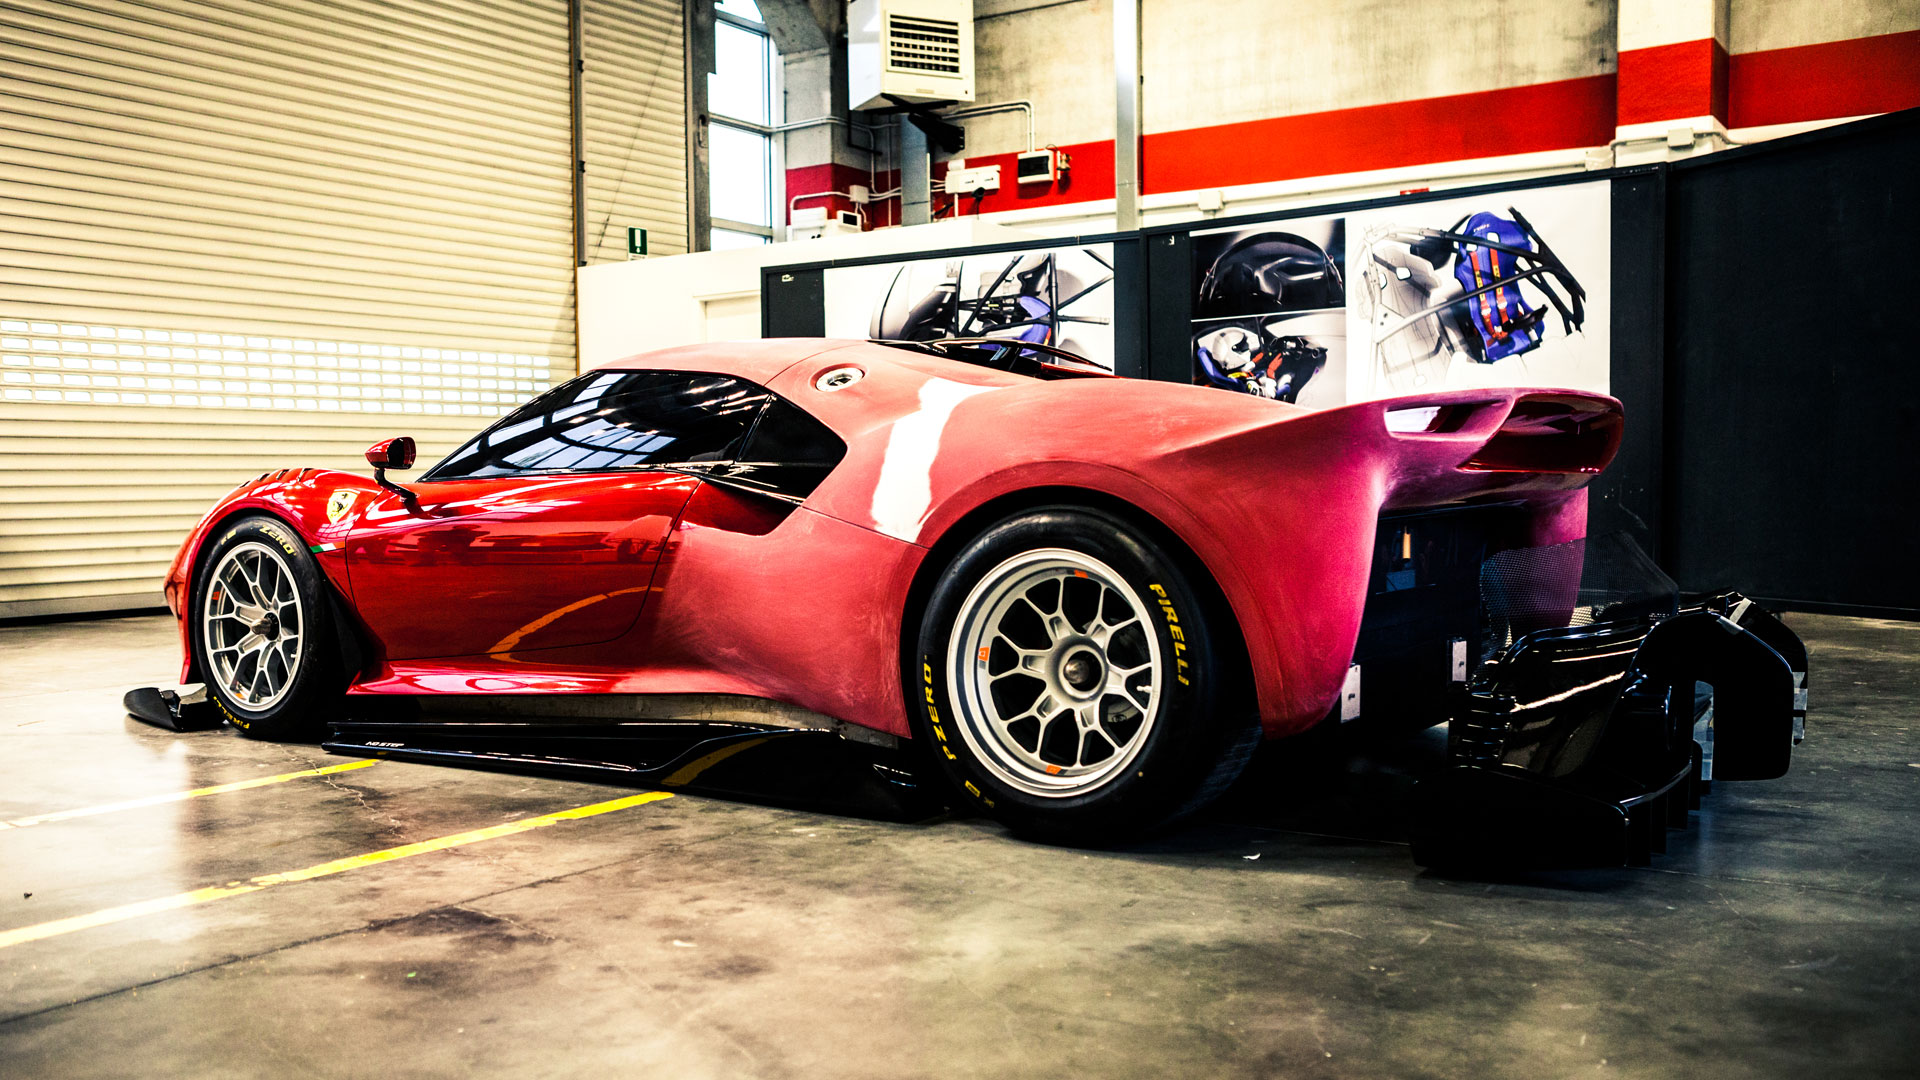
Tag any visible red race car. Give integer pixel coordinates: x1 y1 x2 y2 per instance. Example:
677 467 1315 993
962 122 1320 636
131 338 1806 862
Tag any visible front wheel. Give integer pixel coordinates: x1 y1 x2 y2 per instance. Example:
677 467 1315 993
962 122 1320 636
914 507 1258 843
193 515 343 739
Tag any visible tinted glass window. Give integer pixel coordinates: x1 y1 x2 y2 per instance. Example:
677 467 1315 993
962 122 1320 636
715 398 847 502
424 371 769 480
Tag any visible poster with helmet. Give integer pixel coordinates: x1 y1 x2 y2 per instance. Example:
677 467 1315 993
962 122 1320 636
1189 218 1348 407
823 245 1115 370
1188 178 1610 407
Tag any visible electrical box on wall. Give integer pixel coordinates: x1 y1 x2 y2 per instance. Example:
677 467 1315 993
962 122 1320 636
848 0 974 111
943 160 1000 196
1017 149 1063 186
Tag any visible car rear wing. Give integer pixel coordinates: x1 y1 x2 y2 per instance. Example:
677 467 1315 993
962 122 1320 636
1367 389 1624 511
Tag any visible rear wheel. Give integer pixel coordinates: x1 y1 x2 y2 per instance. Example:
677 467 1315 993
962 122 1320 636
915 507 1258 843
194 515 343 739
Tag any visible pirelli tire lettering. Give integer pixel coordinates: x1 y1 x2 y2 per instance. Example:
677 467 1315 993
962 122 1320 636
211 693 248 731
1148 583 1193 687
262 522 300 558
922 658 960 763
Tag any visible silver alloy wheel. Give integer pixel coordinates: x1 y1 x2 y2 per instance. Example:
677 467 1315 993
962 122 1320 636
946 548 1163 798
201 541 304 711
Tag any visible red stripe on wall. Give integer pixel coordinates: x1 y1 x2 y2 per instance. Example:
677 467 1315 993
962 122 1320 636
1729 29 1920 128
783 162 900 228
928 139 1116 218
1144 74 1616 194
1617 38 1729 125
925 75 1614 218
781 31 1918 227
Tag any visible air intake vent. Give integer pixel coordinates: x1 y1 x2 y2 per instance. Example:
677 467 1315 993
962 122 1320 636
886 15 961 74
849 0 973 110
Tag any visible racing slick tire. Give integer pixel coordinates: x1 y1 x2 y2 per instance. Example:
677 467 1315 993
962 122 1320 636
191 514 344 740
915 507 1259 843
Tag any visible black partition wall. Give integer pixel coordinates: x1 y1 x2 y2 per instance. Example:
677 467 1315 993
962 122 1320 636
763 109 1920 617
1664 111 1919 616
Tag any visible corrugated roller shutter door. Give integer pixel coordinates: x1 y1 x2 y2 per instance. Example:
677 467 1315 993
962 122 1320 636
0 0 577 618
582 0 687 263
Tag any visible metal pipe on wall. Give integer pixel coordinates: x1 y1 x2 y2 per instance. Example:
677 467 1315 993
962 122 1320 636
940 101 1037 152
686 0 715 252
1113 0 1142 230
569 0 587 266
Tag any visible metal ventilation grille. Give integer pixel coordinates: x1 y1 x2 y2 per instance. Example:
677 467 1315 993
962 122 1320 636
886 15 961 75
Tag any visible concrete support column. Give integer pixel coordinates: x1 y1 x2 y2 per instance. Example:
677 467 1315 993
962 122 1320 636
763 0 887 232
1615 0 1731 162
782 46 881 230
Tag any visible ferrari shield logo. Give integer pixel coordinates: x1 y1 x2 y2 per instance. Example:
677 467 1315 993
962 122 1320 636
326 489 357 523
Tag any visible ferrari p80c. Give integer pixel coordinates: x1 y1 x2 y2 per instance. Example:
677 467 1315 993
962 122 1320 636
139 337 1805 862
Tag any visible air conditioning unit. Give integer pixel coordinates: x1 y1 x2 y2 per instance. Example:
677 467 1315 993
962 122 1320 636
848 0 974 112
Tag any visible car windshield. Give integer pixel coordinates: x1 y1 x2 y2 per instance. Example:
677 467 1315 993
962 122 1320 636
422 370 767 480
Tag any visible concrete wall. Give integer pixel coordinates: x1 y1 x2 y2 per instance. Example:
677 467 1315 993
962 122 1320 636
969 0 1616 148
603 0 1918 349
836 0 1920 231
1729 0 1920 51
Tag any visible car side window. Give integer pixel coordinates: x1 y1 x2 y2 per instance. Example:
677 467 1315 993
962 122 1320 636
715 397 848 502
424 371 770 480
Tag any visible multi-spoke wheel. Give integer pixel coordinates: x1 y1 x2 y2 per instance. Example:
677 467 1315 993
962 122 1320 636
193 515 342 739
948 550 1162 797
204 541 305 711
916 507 1259 842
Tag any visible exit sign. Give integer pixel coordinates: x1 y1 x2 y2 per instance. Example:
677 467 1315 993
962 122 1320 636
627 227 648 256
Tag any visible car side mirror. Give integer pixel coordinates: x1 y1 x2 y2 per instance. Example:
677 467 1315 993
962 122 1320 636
367 436 420 509
365 436 416 471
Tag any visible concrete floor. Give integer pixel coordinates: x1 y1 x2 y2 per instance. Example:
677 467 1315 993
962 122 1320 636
0 613 1915 1079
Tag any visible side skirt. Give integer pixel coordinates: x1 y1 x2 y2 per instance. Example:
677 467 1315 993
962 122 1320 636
322 717 938 823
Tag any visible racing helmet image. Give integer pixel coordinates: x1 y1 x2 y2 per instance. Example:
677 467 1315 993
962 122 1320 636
1192 324 1327 404
1359 206 1585 393
1195 232 1344 319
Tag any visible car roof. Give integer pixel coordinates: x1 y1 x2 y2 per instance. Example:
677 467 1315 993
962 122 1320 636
592 338 877 387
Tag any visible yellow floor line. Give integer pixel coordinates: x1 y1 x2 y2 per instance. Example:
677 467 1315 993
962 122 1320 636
0 790 674 951
661 736 772 787
0 759 382 831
